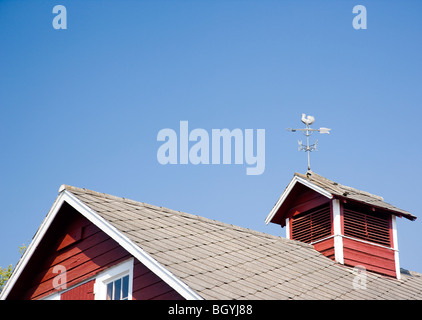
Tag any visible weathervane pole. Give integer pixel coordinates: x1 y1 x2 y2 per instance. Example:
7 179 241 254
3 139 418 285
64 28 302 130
306 125 311 171
287 114 331 172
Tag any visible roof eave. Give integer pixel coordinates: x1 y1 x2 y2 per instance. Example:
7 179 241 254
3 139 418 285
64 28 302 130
335 194 417 221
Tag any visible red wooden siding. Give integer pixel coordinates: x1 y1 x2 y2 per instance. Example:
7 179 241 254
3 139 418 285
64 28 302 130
342 237 396 277
6 202 184 300
287 187 330 220
57 260 184 300
61 280 95 300
288 196 397 277
313 237 335 261
341 202 396 277
132 260 184 300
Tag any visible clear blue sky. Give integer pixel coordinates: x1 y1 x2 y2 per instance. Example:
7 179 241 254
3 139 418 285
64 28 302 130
1 0 421 275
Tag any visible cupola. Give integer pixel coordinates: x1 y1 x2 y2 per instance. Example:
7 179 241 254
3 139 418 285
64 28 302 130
265 171 417 279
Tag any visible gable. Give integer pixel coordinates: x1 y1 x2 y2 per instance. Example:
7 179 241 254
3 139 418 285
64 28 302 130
266 177 331 226
5 202 183 300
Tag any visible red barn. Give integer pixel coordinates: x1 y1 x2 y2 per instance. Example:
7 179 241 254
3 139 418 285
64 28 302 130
1 172 421 300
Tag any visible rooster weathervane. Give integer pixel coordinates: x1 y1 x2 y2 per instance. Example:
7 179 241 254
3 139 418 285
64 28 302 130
287 114 331 172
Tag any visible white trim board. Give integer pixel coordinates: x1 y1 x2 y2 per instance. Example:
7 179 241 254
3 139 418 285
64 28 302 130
0 190 203 300
332 199 344 264
392 215 401 280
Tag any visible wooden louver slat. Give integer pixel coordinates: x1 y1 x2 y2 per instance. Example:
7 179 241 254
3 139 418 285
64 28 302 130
343 205 391 247
291 204 331 244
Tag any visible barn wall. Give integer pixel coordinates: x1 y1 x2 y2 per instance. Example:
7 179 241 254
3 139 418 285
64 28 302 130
342 237 396 277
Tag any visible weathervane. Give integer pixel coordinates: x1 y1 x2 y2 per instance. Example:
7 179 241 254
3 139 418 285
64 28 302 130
287 114 331 172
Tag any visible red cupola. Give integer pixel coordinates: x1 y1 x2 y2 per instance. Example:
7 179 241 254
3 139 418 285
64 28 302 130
266 171 417 279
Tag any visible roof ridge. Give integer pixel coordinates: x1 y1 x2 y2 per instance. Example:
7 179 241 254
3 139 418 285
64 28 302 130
59 184 153 206
60 184 204 216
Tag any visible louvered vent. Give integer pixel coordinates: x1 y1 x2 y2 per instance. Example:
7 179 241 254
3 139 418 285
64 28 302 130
343 205 391 247
291 204 331 243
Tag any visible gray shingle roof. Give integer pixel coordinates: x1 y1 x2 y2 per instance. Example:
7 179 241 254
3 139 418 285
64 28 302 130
64 185 422 300
295 171 416 220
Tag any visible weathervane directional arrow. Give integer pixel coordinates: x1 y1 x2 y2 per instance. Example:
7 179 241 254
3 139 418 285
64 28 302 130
287 114 331 172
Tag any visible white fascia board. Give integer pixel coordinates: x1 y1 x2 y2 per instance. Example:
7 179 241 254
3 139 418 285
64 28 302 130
295 176 333 200
265 176 333 225
265 178 298 225
1 190 203 301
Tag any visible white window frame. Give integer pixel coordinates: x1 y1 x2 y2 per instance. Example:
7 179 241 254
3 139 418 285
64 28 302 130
94 258 134 300
42 292 60 300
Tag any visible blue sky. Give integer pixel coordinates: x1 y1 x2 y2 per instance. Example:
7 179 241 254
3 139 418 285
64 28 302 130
1 0 421 276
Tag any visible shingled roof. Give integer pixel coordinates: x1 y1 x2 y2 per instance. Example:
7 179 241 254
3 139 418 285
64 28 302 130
60 185 422 300
294 172 416 220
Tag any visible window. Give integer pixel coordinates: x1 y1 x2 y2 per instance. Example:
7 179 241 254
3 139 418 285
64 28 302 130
106 274 129 300
94 258 134 300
